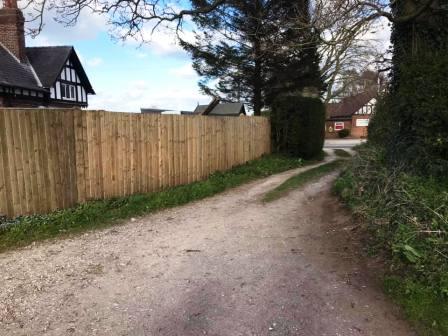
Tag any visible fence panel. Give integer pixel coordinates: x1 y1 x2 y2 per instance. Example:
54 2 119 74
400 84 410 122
0 109 271 218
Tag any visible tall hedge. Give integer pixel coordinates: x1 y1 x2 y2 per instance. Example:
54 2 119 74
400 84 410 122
271 95 325 159
369 1 448 177
369 51 448 176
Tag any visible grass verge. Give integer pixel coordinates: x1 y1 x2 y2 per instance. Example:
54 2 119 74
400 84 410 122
0 154 306 253
334 145 448 336
334 148 352 158
263 160 343 203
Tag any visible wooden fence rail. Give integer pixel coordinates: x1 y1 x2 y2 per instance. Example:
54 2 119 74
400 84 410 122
0 109 271 218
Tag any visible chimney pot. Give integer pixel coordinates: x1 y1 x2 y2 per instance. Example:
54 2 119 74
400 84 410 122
4 0 18 9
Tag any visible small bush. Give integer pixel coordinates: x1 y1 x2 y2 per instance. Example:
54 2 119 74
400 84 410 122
271 94 325 159
338 129 350 138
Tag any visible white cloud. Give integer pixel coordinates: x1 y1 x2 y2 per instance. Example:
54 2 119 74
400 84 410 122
121 26 196 57
86 57 103 67
361 17 391 53
135 52 148 59
25 9 107 46
168 63 196 79
88 79 209 113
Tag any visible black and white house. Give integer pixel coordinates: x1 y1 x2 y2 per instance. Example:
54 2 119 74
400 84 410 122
0 0 94 108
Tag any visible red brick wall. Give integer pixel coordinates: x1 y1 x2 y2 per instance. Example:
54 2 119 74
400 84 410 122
351 115 370 139
0 8 27 62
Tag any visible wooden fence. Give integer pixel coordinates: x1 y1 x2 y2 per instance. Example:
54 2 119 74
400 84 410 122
0 109 271 218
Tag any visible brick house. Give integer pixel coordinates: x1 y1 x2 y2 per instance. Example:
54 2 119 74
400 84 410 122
325 91 377 139
0 0 94 108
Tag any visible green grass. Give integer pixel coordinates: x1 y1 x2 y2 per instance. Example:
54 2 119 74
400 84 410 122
263 160 343 202
334 145 448 335
0 154 306 253
384 277 448 336
333 148 352 158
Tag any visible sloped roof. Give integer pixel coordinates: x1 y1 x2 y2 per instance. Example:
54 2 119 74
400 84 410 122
26 46 72 88
26 46 95 94
193 103 246 116
327 91 376 120
141 108 171 114
0 43 45 91
0 44 95 94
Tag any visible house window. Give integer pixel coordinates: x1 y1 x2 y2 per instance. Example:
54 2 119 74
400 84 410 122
356 118 370 127
334 122 345 131
61 83 76 101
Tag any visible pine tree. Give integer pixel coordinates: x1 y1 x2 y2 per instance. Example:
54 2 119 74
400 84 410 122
265 0 324 104
180 0 324 115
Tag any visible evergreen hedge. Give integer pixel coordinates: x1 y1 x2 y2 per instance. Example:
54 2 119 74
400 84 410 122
369 51 448 177
271 95 325 159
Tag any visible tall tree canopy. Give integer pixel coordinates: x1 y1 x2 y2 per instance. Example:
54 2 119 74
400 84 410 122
21 0 393 110
369 0 448 176
179 0 324 115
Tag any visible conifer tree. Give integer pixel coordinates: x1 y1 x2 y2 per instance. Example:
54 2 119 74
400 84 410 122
180 0 324 115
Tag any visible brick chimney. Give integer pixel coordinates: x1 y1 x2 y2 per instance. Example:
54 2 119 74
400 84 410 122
0 0 27 63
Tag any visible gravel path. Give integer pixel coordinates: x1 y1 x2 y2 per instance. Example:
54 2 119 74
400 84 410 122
0 163 415 336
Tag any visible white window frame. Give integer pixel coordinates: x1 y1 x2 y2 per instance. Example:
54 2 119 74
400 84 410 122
61 83 77 101
356 118 370 127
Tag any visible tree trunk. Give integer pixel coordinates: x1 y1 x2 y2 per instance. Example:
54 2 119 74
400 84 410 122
253 55 262 116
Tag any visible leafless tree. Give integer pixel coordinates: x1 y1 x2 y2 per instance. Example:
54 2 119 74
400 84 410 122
308 0 389 102
17 0 437 102
19 0 436 38
19 0 226 38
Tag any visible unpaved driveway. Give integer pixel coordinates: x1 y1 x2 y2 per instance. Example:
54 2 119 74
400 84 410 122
0 165 415 336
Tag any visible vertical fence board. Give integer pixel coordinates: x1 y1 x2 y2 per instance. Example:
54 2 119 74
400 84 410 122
20 111 33 213
4 110 18 215
0 110 12 216
29 111 41 213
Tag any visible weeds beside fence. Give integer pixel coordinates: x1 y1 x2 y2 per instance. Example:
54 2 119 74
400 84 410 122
0 154 303 253
0 109 271 218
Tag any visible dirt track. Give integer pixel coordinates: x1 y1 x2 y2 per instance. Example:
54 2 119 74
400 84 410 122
0 164 415 336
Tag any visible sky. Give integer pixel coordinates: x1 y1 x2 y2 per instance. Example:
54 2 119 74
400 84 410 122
25 10 211 113
23 7 391 113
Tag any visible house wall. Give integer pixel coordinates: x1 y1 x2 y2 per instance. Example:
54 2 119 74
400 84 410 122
325 120 352 139
0 95 46 108
351 115 371 138
49 59 89 106
0 93 85 108
325 115 371 139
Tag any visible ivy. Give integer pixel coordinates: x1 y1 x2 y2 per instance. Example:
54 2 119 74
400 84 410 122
370 0 448 177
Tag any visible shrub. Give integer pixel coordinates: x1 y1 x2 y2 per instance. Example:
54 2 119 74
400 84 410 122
271 94 325 159
335 146 448 285
334 145 448 334
338 129 350 138
369 51 448 177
